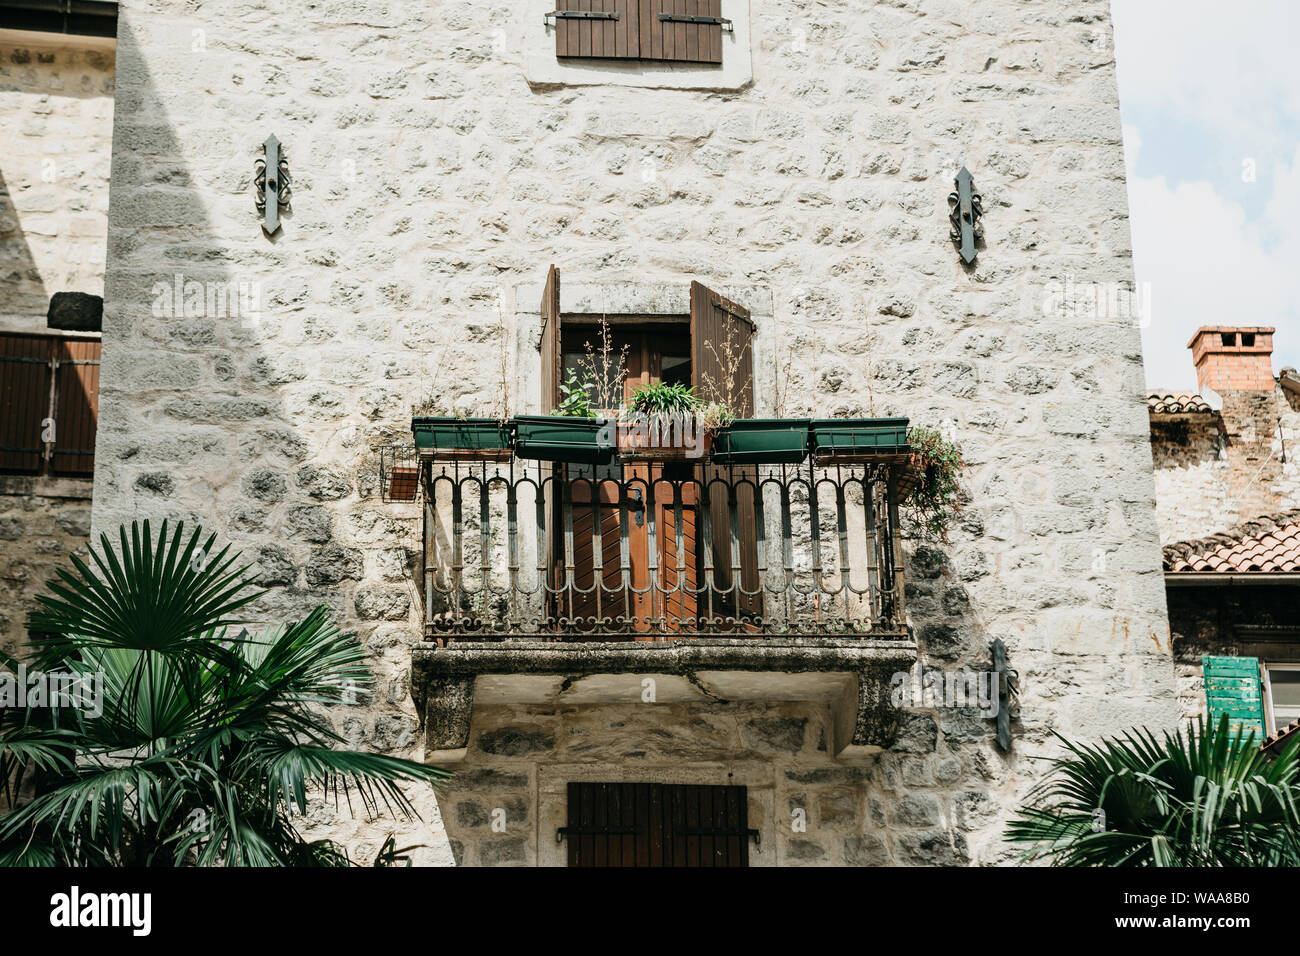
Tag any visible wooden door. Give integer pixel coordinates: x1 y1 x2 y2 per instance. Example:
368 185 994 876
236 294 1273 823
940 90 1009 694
564 782 752 867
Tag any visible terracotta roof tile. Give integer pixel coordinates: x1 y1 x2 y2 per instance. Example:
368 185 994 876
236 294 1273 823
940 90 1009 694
1263 717 1300 756
1147 392 1213 414
1163 510 1300 573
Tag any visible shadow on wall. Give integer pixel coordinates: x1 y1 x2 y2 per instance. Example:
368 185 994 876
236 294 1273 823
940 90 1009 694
0 167 50 322
92 14 442 863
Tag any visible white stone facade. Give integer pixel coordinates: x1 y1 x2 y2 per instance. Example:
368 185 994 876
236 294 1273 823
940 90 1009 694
88 0 1178 864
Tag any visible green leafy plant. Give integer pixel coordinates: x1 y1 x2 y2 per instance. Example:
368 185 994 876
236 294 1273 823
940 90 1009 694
557 369 596 418
1006 717 1300 867
0 520 450 867
628 381 700 416
901 425 966 541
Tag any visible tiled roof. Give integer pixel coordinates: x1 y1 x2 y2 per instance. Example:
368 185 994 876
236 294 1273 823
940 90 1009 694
1163 510 1300 573
1263 717 1300 756
1147 392 1213 414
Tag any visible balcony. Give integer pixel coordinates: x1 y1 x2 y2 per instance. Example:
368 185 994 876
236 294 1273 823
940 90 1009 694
403 428 920 761
413 458 909 640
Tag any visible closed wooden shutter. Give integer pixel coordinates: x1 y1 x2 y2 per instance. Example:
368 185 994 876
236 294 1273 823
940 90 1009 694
691 281 760 623
1203 655 1266 740
0 332 99 477
51 337 100 477
641 0 723 64
556 0 639 59
564 781 751 867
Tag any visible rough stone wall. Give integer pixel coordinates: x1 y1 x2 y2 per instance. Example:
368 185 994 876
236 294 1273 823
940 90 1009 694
93 0 1176 864
0 477 92 659
1151 385 1300 544
0 32 115 333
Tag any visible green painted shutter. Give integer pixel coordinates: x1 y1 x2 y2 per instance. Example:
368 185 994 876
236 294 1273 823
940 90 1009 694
1202 655 1266 740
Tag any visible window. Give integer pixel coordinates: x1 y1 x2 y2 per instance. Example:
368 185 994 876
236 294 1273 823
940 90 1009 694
527 0 751 92
559 782 755 866
1263 664 1300 733
551 0 727 64
0 332 100 477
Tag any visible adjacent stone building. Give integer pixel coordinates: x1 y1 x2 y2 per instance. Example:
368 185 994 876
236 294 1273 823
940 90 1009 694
4 0 1185 865
0 16 114 658
1149 327 1300 748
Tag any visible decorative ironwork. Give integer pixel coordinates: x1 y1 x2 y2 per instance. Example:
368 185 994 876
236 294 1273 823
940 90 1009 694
990 638 1019 751
948 166 983 265
253 133 291 236
420 458 908 640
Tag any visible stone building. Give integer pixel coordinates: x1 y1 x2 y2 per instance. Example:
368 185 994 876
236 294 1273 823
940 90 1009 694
1149 327 1300 750
2 0 1184 866
0 7 115 659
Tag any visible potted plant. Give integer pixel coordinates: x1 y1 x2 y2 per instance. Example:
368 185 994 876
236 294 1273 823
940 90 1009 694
810 416 910 463
410 324 514 461
514 369 616 465
617 382 722 461
898 425 966 540
711 418 812 465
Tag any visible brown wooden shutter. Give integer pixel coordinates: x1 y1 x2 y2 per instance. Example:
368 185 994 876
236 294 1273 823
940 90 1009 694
690 282 760 624
51 337 100 477
642 0 723 64
539 264 562 413
556 0 640 59
0 333 49 474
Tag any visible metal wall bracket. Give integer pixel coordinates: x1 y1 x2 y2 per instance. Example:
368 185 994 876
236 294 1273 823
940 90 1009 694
658 13 733 30
253 133 291 236
990 638 1019 752
545 10 619 23
947 166 983 265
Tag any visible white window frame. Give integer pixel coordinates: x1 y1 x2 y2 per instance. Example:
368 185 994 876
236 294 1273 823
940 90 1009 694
1262 662 1300 734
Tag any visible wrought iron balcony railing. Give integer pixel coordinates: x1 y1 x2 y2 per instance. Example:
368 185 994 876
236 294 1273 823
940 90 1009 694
417 457 908 640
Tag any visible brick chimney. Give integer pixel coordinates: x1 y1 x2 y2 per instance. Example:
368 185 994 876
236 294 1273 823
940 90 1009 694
1187 326 1276 392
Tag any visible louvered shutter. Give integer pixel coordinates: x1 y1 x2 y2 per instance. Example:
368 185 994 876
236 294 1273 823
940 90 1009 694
1203 655 1266 740
556 0 640 59
641 0 723 64
691 281 760 623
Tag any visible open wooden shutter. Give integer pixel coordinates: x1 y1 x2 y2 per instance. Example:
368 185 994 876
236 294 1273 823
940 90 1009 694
691 281 759 623
556 0 640 59
539 265 562 413
641 0 723 64
51 337 100 477
0 333 49 474
1203 655 1266 740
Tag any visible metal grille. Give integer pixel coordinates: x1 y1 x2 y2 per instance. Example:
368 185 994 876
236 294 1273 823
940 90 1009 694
420 458 906 640
560 782 754 867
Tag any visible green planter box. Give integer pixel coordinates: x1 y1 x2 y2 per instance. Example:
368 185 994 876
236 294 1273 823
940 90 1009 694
514 415 615 465
811 417 909 461
710 419 811 465
411 417 513 460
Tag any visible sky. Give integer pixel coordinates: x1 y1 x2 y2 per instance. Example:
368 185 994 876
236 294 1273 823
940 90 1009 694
1110 0 1300 390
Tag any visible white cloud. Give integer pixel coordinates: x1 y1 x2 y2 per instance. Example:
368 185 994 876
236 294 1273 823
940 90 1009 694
1127 125 1300 388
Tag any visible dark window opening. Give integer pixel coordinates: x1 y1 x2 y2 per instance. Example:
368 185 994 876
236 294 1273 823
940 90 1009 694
1242 332 1256 347
1222 332 1237 347
562 781 754 866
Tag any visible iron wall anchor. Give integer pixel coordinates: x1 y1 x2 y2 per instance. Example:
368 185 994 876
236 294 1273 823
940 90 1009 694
253 133 291 236
948 166 983 265
990 638 1019 752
